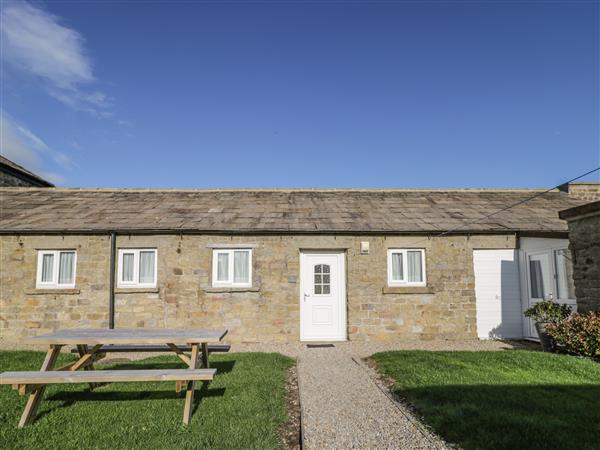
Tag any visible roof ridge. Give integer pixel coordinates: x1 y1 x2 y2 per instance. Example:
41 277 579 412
0 187 560 193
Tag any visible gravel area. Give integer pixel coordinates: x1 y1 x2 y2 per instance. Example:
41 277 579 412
296 344 447 450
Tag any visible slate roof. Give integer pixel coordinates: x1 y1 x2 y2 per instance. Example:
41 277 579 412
0 156 54 187
0 188 585 234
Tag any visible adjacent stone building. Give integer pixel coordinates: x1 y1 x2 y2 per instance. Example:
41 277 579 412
0 156 54 188
562 182 600 202
0 186 596 345
559 200 600 313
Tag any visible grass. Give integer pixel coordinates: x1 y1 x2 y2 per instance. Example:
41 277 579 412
0 351 294 450
371 350 600 450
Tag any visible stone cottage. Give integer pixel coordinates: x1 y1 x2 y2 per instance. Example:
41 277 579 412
0 185 598 345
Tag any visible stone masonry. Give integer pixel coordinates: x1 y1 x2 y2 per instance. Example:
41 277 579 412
561 202 600 313
0 233 517 346
567 182 600 202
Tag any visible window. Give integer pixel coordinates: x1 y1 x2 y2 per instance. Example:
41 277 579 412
212 249 252 287
554 249 575 300
118 249 157 288
387 249 426 286
36 250 77 288
313 264 331 295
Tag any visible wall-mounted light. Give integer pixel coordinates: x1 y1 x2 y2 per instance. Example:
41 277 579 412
360 241 369 255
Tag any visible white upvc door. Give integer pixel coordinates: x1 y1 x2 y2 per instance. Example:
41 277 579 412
521 242 577 338
299 251 347 341
473 250 522 339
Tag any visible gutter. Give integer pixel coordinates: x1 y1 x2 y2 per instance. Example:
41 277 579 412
0 228 526 236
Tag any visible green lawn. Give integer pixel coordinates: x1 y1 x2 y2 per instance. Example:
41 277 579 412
371 350 600 450
0 351 294 450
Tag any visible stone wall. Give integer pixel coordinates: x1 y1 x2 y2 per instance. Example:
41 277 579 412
566 213 600 312
567 183 600 202
0 233 516 346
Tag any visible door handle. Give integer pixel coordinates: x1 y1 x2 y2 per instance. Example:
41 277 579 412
303 292 310 302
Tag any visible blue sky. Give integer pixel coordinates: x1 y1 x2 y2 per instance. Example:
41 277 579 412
1 0 598 188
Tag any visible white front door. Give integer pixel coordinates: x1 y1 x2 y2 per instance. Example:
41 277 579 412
300 251 346 341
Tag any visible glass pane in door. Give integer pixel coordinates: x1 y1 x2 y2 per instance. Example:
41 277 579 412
529 254 551 300
554 249 575 300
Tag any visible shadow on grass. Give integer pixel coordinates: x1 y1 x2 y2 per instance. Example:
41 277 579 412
47 385 225 403
42 383 224 421
396 384 600 450
40 360 234 420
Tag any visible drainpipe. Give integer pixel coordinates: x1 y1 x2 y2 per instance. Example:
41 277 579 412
109 232 116 329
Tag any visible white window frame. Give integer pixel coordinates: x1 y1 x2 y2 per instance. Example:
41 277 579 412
387 249 427 287
36 250 77 288
211 249 252 288
117 248 158 288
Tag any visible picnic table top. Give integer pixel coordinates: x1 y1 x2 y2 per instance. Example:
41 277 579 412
25 328 228 345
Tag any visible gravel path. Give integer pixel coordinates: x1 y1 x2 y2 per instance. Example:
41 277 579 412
297 344 447 450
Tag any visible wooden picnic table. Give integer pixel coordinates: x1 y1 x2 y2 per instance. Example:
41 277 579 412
1 328 228 427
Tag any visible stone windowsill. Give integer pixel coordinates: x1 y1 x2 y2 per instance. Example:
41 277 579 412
26 288 81 295
382 286 434 294
114 287 160 294
204 286 260 293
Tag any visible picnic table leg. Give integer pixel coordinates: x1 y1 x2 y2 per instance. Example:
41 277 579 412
76 344 100 389
201 343 209 369
18 344 62 428
182 343 200 426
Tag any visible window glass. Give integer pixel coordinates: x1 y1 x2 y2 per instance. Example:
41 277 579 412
391 253 403 281
217 253 229 281
41 253 54 283
407 251 423 282
139 251 155 284
529 259 545 299
554 249 575 299
58 251 75 284
122 253 135 282
314 264 330 294
233 251 250 283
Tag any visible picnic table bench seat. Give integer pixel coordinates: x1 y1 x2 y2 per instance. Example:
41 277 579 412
1 368 216 386
70 343 231 354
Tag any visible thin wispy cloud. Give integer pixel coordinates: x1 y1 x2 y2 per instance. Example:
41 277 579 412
0 0 111 115
0 112 74 184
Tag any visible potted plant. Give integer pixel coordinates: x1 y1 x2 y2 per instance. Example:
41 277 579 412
524 298 572 352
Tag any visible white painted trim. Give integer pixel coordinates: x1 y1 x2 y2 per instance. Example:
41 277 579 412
117 248 158 288
211 248 253 288
386 248 427 287
35 250 77 289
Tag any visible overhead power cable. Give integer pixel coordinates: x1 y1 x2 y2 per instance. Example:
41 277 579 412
396 166 600 249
